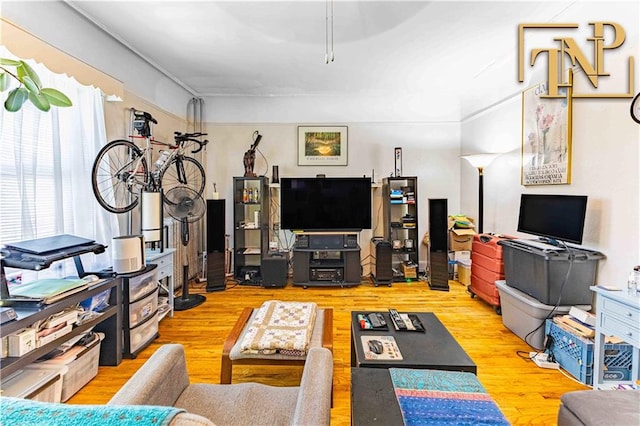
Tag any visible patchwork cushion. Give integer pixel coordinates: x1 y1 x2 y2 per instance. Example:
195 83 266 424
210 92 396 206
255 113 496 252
229 309 325 361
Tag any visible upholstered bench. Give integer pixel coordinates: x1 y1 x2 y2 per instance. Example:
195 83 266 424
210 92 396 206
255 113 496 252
558 390 640 425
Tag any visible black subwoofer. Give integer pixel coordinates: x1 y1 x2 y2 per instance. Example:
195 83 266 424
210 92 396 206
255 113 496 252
370 238 393 286
261 254 288 288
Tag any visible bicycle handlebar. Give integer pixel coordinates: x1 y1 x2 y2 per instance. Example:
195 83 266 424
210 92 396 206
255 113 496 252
173 132 209 154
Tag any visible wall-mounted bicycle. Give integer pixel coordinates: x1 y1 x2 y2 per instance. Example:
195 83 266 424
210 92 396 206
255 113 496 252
91 110 207 214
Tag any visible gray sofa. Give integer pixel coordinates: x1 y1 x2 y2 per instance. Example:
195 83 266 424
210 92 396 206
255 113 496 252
108 343 334 425
557 390 640 425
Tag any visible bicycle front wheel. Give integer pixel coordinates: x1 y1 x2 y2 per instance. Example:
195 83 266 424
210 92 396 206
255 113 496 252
160 156 206 202
91 139 149 214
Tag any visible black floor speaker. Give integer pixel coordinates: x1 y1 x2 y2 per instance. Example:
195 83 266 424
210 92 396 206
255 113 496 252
206 199 226 292
261 254 288 288
428 198 449 291
370 238 393 286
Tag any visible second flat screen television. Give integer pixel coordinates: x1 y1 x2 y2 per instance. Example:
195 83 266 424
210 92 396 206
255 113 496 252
280 177 371 231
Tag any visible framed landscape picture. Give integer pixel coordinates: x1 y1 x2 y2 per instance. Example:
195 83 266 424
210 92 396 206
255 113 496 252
521 82 572 185
298 126 348 166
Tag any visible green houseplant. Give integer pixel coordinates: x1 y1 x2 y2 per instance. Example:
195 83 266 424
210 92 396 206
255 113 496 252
0 58 72 112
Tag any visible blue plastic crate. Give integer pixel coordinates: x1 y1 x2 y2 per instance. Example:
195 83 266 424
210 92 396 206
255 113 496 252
545 320 633 385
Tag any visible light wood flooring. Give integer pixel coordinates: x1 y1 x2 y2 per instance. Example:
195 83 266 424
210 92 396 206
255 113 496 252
69 277 589 425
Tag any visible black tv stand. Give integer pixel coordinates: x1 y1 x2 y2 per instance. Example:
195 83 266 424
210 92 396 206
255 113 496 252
292 232 361 288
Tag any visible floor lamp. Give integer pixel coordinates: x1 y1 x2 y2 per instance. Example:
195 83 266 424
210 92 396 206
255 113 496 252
461 154 498 234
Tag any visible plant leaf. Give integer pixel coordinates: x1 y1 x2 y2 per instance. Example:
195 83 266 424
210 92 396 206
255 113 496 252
28 91 51 112
0 72 9 91
41 88 73 107
0 58 21 66
17 61 42 90
4 87 28 112
22 75 40 94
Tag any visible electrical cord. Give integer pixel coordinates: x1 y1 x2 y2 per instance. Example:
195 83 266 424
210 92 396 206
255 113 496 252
519 240 575 354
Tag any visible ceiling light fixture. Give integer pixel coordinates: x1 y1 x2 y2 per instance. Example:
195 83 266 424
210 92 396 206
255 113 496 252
325 0 334 64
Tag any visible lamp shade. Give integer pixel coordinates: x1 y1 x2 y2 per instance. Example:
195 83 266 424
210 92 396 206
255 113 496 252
461 153 499 169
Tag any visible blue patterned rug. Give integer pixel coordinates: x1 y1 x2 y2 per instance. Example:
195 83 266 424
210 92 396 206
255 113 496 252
389 368 511 425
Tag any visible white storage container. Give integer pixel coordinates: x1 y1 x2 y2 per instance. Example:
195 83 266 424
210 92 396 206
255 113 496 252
496 280 590 350
37 334 102 401
128 313 159 354
128 290 158 328
2 365 64 402
127 267 158 301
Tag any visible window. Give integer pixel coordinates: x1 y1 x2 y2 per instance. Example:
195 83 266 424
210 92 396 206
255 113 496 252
0 49 118 279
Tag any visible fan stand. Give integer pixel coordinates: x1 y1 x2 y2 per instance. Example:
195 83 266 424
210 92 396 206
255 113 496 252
174 218 206 311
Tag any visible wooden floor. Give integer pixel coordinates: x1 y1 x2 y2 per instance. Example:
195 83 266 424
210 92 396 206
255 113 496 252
69 277 589 425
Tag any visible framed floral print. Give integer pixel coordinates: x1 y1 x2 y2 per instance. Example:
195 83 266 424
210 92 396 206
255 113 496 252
521 82 573 185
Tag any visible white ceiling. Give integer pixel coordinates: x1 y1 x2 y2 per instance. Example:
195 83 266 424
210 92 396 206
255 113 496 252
64 1 591 118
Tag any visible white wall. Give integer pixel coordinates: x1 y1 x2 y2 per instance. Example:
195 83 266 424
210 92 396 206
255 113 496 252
1 1 194 118
205 122 461 271
460 3 640 287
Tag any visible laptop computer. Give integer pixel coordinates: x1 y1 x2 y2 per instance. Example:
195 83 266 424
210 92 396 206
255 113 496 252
4 234 95 255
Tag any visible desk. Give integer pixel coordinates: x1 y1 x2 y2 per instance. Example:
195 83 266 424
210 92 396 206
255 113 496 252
591 286 640 389
146 248 175 318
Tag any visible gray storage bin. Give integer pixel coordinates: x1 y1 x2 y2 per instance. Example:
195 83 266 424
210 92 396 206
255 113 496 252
499 239 604 305
496 280 590 349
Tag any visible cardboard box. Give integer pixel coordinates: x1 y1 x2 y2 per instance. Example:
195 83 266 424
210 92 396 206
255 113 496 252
401 263 417 279
449 229 475 251
448 216 476 252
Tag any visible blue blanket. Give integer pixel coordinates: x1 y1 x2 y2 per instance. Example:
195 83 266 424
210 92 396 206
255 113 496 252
0 397 185 426
390 368 511 425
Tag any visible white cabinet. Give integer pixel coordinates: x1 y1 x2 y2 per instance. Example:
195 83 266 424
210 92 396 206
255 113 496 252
591 286 640 389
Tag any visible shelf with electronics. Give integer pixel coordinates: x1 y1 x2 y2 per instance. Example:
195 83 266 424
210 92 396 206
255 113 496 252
0 238 122 378
382 177 419 282
233 176 270 285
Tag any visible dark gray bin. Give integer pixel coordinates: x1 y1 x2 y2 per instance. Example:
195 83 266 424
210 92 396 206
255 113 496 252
498 239 605 305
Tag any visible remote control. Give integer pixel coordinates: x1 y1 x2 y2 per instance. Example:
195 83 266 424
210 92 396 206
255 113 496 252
367 313 386 328
388 309 407 330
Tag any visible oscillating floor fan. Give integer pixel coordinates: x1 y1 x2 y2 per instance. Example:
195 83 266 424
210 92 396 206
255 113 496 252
165 186 206 311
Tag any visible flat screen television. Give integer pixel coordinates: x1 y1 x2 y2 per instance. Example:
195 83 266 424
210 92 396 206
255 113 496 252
517 194 588 245
280 177 372 231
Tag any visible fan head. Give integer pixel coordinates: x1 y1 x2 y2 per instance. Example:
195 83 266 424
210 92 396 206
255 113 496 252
165 186 206 223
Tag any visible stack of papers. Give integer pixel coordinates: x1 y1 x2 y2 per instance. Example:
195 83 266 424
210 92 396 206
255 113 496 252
9 278 88 304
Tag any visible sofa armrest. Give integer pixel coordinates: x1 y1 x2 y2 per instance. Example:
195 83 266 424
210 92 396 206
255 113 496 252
292 347 333 426
108 344 191 407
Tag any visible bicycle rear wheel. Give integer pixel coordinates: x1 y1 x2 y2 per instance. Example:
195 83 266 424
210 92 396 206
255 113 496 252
160 156 206 203
91 139 149 214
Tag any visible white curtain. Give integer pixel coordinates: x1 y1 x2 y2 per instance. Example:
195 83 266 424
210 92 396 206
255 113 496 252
0 46 118 280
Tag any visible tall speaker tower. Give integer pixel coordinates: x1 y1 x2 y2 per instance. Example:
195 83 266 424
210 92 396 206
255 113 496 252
206 199 226 291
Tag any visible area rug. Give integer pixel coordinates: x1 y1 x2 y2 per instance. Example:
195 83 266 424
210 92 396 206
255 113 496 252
389 368 510 425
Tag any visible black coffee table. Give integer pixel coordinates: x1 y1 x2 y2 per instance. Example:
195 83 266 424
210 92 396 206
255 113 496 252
351 367 402 425
350 311 477 425
350 311 477 373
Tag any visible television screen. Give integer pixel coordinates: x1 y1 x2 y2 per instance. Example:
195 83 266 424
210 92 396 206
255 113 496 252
517 194 588 245
280 177 372 231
